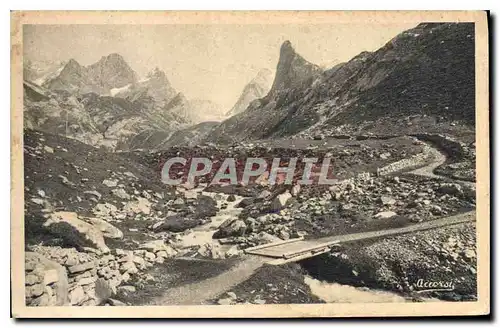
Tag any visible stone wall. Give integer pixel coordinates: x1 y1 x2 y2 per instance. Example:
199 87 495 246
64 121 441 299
377 143 435 176
25 252 69 306
25 239 178 306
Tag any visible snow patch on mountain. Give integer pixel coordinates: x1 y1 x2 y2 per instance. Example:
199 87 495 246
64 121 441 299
110 84 132 97
226 68 273 117
33 64 66 86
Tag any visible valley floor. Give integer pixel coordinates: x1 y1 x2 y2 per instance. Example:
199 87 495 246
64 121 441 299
22 128 477 307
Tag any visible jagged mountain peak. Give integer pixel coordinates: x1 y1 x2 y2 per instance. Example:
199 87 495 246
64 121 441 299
91 53 135 76
98 53 127 64
111 66 176 106
42 53 137 94
226 68 274 117
144 67 171 87
208 23 475 143
280 40 294 56
55 59 84 83
147 67 166 80
107 52 123 59
269 40 322 95
66 58 81 66
61 59 83 73
23 59 68 85
277 40 302 67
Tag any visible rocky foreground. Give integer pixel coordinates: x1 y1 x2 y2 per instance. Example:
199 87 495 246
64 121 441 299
300 219 476 302
23 129 476 306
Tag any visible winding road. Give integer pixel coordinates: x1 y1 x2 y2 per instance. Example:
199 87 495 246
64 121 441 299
150 256 267 305
408 141 476 188
409 144 448 178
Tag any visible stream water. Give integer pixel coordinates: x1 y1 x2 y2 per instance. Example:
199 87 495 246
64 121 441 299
304 276 408 303
304 276 445 303
174 190 244 249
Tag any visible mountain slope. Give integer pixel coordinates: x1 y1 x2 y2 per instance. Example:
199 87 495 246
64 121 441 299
23 81 191 151
226 69 273 117
267 41 322 97
157 121 220 148
24 55 226 149
189 99 225 123
113 67 176 105
24 59 67 86
209 23 475 142
302 22 476 136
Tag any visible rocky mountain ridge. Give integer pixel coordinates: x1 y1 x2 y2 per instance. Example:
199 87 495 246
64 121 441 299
24 23 476 150
209 23 475 143
267 40 322 98
113 67 177 105
23 55 227 150
42 54 138 95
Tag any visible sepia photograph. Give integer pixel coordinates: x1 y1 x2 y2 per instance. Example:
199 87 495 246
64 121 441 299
10 10 489 318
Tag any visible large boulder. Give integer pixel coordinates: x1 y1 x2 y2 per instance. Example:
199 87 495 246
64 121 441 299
380 196 396 206
193 196 218 219
197 243 225 259
69 286 86 305
270 192 293 212
252 232 282 245
102 179 118 187
93 203 118 218
213 218 247 239
112 188 131 200
123 197 151 216
236 198 254 208
139 240 178 257
150 214 201 233
87 217 123 239
44 212 109 252
437 183 463 196
257 190 272 200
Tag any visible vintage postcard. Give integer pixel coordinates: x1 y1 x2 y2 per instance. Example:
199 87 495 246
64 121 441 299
11 11 489 318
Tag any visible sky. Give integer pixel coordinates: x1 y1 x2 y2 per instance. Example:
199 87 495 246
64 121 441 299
23 23 416 109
